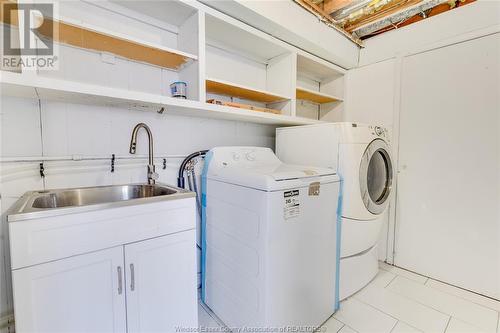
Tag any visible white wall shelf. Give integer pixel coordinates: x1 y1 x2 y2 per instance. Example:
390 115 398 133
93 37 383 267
206 78 291 104
296 86 342 104
295 51 345 121
204 11 290 63
45 16 199 71
297 52 345 81
1 0 345 126
0 72 320 126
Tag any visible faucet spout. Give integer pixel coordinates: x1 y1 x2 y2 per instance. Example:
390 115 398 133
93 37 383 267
129 123 158 185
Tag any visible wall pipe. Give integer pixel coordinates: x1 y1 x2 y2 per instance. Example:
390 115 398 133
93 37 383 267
177 150 208 188
0 154 188 163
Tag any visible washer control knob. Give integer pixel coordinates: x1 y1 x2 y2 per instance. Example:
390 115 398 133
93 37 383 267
246 152 256 161
375 126 384 136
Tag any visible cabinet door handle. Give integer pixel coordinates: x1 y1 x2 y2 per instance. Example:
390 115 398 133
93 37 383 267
117 266 123 295
130 263 135 291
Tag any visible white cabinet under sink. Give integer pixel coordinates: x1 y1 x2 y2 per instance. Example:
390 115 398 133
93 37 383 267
125 231 198 333
8 193 198 333
13 246 127 333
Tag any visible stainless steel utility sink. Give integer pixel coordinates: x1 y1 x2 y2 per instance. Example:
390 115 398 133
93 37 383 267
8 183 194 222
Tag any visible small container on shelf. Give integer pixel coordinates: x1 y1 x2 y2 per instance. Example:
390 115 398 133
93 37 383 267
170 81 187 98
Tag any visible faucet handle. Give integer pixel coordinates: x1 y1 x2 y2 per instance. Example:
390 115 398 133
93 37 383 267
150 172 159 181
147 164 159 181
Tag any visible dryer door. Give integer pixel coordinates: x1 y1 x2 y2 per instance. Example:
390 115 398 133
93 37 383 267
359 139 393 215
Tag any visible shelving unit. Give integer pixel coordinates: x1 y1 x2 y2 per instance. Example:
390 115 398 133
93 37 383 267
0 72 319 126
204 11 295 116
295 52 345 121
296 86 342 104
36 17 197 71
206 78 290 104
0 0 347 126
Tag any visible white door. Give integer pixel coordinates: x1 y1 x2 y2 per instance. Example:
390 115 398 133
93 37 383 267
125 231 198 333
396 33 500 299
12 246 126 333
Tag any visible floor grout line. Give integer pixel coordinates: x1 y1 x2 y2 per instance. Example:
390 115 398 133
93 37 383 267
384 274 398 288
400 320 424 333
384 269 500 320
382 262 500 312
385 281 497 332
380 262 429 281
386 281 462 319
352 294 403 324
388 319 399 333
443 316 452 333
355 280 456 329
344 324 358 333
424 279 500 314
336 323 346 333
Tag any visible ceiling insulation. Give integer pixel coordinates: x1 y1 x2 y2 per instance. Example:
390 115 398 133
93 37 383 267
295 0 475 41
351 0 447 38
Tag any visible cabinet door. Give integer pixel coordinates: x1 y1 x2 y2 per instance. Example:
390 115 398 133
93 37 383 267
125 231 198 333
12 247 126 333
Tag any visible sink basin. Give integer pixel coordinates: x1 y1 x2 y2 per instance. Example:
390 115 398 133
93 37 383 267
8 183 194 222
32 185 177 209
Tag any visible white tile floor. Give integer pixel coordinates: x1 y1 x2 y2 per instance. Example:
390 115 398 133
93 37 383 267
198 262 500 333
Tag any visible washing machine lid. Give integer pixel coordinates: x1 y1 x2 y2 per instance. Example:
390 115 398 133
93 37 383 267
206 147 338 191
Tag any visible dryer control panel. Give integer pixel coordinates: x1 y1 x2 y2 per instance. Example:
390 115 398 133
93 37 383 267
369 125 389 142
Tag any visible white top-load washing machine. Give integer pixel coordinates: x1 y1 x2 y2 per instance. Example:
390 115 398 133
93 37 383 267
201 147 341 330
276 123 393 300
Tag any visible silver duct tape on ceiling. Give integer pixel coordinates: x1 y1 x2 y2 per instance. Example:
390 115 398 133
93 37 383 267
351 0 448 37
331 0 381 21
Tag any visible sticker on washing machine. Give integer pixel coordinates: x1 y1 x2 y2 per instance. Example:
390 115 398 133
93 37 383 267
284 190 300 220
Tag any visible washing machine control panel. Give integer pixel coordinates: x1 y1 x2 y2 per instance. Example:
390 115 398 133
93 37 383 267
231 151 257 161
369 125 389 141
214 147 281 169
245 151 256 161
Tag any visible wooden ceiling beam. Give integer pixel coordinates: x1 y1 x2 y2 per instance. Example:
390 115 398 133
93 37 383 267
323 0 355 14
297 0 337 23
344 0 422 32
294 0 364 45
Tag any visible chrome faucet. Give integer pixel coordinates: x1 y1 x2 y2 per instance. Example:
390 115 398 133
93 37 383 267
129 123 159 185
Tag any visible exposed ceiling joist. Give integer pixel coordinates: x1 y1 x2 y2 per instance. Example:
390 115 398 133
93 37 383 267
296 0 475 40
323 0 356 13
345 0 423 32
294 0 364 46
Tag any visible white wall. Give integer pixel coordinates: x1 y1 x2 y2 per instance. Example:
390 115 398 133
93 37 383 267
344 0 500 298
0 96 276 322
201 0 360 69
0 0 277 324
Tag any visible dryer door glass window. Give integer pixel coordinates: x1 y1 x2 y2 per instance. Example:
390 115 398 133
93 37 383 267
367 150 390 203
360 139 393 215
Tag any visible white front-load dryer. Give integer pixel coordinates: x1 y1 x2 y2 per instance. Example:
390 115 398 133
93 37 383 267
276 123 394 300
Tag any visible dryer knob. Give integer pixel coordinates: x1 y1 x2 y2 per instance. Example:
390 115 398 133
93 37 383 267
375 126 384 136
246 152 256 161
